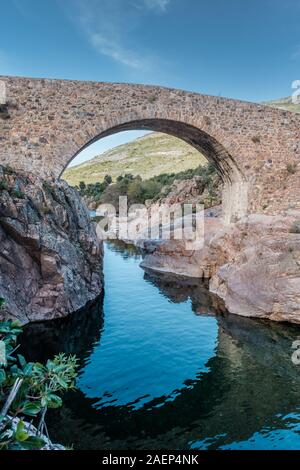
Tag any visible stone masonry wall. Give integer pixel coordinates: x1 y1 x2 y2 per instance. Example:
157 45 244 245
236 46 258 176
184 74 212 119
1 76 300 219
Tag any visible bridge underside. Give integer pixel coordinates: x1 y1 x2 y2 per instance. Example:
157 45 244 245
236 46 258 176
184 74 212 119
67 118 248 224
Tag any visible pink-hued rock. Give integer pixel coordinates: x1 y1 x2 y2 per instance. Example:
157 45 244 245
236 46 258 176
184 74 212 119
141 212 300 323
209 213 300 323
0 166 103 324
157 174 222 208
140 215 223 278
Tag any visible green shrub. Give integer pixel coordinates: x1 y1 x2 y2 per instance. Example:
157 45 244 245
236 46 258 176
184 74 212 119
78 164 219 209
3 165 14 175
0 179 8 191
147 95 157 103
286 163 297 174
104 174 112 185
42 180 54 193
91 215 104 224
10 189 25 199
0 318 78 450
78 181 86 194
289 221 300 234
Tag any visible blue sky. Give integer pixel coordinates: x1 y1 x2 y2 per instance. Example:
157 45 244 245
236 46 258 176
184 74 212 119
1 0 300 165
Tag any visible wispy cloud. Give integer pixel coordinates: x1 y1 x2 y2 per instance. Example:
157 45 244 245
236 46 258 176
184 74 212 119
65 0 170 70
291 45 300 60
143 0 170 12
90 33 145 69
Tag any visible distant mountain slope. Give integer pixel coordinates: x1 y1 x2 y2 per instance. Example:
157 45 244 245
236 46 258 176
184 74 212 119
63 132 207 186
263 96 300 113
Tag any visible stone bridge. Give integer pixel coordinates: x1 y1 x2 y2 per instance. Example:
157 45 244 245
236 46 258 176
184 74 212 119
1 75 300 223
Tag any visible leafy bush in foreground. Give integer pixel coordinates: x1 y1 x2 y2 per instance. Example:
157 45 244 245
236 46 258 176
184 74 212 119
0 316 78 450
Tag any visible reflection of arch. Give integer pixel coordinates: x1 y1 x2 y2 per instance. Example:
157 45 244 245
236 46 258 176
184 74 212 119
62 119 248 224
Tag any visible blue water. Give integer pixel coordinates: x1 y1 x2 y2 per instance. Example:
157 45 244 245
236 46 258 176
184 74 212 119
79 243 217 411
21 241 300 450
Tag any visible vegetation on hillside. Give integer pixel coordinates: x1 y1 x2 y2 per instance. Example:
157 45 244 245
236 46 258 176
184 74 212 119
0 310 78 450
263 97 300 113
76 163 219 209
63 133 207 186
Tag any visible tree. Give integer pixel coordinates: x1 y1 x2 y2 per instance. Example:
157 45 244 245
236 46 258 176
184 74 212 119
104 175 112 185
79 181 86 194
127 179 143 204
140 180 162 201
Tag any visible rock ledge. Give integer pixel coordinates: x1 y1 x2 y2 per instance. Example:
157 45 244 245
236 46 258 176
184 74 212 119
0 166 103 324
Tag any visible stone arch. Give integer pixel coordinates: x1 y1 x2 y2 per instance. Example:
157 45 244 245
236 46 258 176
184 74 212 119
62 118 248 224
5 77 300 218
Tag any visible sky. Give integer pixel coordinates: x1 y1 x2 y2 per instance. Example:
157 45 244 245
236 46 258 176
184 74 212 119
1 0 300 166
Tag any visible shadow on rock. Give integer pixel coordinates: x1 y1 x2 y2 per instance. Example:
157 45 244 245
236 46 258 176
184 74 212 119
19 294 104 364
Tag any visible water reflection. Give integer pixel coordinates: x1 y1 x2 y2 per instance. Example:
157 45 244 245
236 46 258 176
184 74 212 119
20 295 104 364
143 268 226 315
105 239 142 260
20 242 300 450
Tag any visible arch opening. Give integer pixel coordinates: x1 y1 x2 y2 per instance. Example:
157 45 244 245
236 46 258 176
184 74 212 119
62 119 248 224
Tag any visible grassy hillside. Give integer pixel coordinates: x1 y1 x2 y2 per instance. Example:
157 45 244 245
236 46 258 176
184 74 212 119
263 97 300 113
63 132 207 186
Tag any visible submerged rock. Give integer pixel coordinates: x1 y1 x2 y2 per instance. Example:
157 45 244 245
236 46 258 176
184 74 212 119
0 166 103 324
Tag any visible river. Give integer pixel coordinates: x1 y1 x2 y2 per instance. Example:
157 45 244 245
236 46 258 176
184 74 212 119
20 241 300 450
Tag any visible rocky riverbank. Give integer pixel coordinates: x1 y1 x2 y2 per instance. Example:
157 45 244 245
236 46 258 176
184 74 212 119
89 163 300 324
0 165 103 324
141 212 300 324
